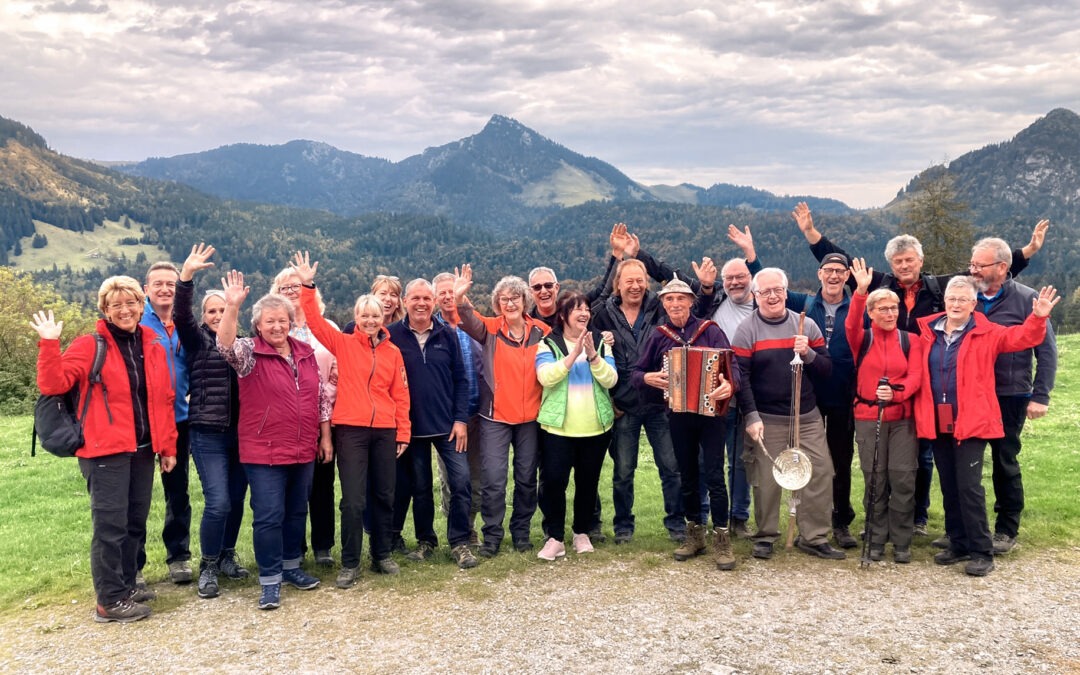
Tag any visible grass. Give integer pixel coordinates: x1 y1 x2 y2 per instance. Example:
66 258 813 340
11 218 162 273
1 334 1077 614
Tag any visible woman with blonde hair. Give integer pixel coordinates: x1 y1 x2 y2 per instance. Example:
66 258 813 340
32 275 178 623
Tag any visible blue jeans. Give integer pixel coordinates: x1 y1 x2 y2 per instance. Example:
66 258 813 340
725 407 751 523
190 426 247 559
608 411 684 536
244 462 314 585
402 435 473 548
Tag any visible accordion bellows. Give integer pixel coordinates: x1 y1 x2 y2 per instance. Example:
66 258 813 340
662 347 734 417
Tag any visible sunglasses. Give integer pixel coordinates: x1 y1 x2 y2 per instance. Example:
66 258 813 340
531 282 556 292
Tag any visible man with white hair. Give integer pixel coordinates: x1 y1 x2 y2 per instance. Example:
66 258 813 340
968 237 1057 554
528 267 560 328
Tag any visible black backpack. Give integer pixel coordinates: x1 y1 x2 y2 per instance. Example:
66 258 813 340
32 334 111 458
854 328 911 373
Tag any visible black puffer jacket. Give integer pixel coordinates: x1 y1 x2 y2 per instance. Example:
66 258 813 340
589 291 668 416
175 279 238 430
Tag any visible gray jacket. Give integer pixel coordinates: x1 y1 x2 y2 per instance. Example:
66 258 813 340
977 277 1057 404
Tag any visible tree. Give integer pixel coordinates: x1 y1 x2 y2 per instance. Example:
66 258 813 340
898 167 974 274
31 233 48 248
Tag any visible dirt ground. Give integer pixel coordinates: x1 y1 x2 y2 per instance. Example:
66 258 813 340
2 547 1078 674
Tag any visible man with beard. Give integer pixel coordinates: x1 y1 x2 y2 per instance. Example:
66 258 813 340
968 237 1057 555
791 202 1046 537
732 268 843 561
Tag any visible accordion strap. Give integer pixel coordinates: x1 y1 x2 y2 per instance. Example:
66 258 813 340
657 320 716 346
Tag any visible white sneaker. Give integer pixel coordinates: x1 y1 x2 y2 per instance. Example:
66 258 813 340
537 537 566 561
573 532 595 554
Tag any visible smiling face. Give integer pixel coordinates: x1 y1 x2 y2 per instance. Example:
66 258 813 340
275 273 303 309
372 282 401 323
563 301 591 336
661 292 693 328
969 246 1008 294
435 278 456 315
256 307 292 349
888 249 924 287
405 283 434 328
201 295 226 333
721 260 752 304
867 293 900 332
944 288 977 326
355 304 384 337
616 262 647 308
753 271 788 320
144 268 178 315
817 263 850 302
104 290 144 333
529 270 559 317
496 292 525 322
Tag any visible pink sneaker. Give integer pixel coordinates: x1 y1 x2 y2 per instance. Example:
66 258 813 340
537 538 566 561
573 533 595 554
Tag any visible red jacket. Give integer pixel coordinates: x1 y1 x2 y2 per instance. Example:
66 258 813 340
914 310 1047 441
301 287 411 443
845 292 922 422
37 320 178 459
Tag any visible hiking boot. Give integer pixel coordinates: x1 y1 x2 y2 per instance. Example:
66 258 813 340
168 560 193 584
451 544 478 569
406 542 436 562
795 536 847 560
868 545 885 562
669 529 687 543
197 559 220 599
537 538 566 561
372 558 400 575
934 549 971 566
258 583 281 610
673 522 707 561
713 527 736 571
731 519 752 540
391 535 408 555
94 597 151 623
314 549 335 567
127 586 156 603
134 570 148 591
833 527 858 549
478 541 500 558
752 541 774 559
513 539 534 553
893 547 912 564
964 557 995 577
468 529 480 548
219 549 250 579
335 566 359 589
992 533 1017 555
282 567 320 590
913 521 929 537
588 526 607 544
614 531 633 545
931 535 951 550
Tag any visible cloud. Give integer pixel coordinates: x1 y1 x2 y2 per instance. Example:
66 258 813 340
2 0 1079 207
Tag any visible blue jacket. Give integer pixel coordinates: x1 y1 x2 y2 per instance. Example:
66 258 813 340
977 277 1057 404
786 289 854 408
388 315 469 437
142 299 189 422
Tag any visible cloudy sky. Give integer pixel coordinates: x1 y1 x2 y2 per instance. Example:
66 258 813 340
3 0 1078 208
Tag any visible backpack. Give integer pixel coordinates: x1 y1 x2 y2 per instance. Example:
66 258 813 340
32 334 110 458
854 328 911 375
881 272 944 314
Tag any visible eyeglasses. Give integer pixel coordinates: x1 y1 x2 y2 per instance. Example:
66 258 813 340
278 284 302 294
498 296 522 306
968 261 1003 272
944 296 975 305
820 267 848 277
753 287 786 298
872 305 899 314
107 300 142 312
530 282 556 292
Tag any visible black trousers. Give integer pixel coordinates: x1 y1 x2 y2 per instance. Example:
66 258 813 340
990 395 1028 538
932 434 993 559
335 425 397 568
820 403 856 529
668 412 728 528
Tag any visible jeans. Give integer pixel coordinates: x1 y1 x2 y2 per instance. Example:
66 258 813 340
820 403 856 529
540 430 611 541
932 435 993 559
80 445 156 606
479 418 539 548
438 415 483 526
244 461 314 585
668 412 729 528
990 395 1028 538
398 434 473 548
336 425 397 567
190 426 247 559
607 410 684 536
725 406 751 523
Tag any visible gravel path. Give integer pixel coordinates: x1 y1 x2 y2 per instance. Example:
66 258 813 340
2 547 1078 674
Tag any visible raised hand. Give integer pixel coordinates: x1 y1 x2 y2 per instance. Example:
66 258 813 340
221 270 250 307
691 256 717 288
624 232 641 259
850 257 873 294
30 310 63 340
727 224 755 259
289 251 318 285
1027 219 1049 255
453 264 473 301
1032 286 1060 318
610 222 630 260
180 242 216 282
792 202 813 233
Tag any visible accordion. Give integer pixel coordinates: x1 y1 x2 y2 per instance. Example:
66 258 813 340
662 347 734 417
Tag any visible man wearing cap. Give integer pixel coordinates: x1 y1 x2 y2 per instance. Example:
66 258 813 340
632 275 740 570
782 252 860 550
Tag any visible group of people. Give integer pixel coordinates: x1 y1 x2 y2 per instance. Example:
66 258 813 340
33 206 1058 623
